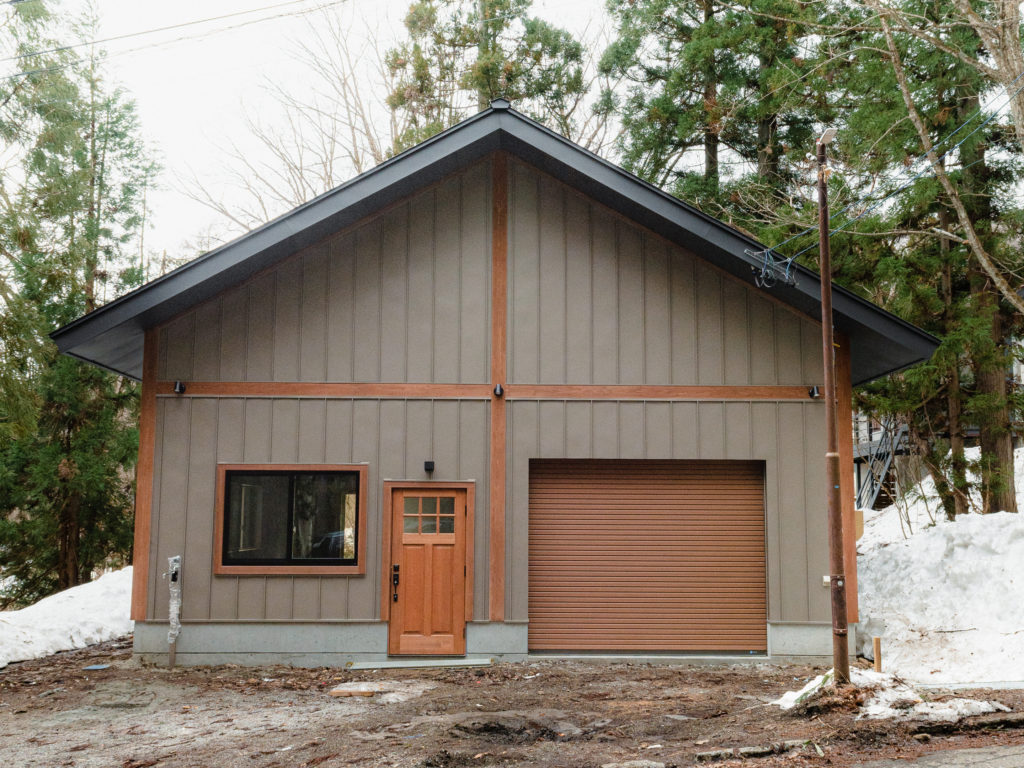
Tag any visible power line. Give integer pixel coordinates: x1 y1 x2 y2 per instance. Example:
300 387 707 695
750 67 1024 281
1 0 348 84
2 0 328 64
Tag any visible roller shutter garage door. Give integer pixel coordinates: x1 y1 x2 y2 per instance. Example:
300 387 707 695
528 459 767 652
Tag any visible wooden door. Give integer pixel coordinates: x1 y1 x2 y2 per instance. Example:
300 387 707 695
388 487 467 655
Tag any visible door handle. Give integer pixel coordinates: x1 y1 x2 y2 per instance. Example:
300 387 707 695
392 564 399 602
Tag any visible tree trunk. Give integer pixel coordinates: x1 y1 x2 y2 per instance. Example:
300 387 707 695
57 494 80 591
975 303 1017 513
756 54 779 181
912 428 957 520
957 86 1017 514
940 220 968 519
702 0 719 189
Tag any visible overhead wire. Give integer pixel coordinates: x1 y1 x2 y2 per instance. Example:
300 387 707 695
782 71 1024 265
0 0 349 84
1 0 330 64
749 66 1024 280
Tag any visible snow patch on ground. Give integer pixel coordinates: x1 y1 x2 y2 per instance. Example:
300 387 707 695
772 668 1009 721
0 567 133 668
857 447 1024 685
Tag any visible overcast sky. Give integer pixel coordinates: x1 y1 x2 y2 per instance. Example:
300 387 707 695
53 0 606 260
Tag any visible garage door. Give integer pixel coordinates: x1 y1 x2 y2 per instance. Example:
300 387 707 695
528 459 767 652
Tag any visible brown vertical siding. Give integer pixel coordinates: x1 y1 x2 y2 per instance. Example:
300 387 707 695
147 397 489 623
145 154 840 634
836 336 858 622
159 162 492 385
507 160 822 388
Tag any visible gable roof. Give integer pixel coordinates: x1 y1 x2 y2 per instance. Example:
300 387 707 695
52 100 938 385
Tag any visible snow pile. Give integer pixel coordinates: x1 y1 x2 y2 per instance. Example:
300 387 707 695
0 567 133 668
773 668 1010 721
858 448 1024 684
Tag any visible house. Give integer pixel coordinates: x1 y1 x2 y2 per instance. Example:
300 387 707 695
52 101 938 664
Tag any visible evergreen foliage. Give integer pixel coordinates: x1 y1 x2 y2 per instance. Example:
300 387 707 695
604 0 1024 516
0 3 158 605
385 0 587 152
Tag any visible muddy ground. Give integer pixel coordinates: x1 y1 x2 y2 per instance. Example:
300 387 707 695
2 639 1023 768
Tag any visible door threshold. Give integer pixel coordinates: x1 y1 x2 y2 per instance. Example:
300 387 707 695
346 657 493 671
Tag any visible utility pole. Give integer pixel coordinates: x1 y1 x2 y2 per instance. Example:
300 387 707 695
817 127 850 684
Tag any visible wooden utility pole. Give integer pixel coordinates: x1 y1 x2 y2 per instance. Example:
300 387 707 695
817 129 850 684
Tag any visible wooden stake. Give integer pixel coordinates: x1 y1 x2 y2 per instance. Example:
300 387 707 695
873 636 882 673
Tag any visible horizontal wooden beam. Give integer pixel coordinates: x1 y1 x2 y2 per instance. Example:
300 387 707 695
155 381 820 402
503 384 818 401
156 381 494 399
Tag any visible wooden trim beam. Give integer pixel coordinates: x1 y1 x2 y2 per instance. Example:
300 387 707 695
505 384 819 401
212 463 368 576
836 335 858 623
131 329 158 621
155 381 493 399
155 381 821 402
489 152 508 622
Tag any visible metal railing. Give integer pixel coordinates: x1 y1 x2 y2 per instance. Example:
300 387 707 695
855 420 908 510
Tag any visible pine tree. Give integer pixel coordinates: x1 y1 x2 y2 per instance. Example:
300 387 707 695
829 0 1023 516
385 0 587 152
0 4 158 604
600 0 817 220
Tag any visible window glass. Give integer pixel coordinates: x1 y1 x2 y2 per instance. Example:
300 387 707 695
224 470 360 566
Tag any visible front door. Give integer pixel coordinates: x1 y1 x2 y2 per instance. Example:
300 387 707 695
388 487 467 655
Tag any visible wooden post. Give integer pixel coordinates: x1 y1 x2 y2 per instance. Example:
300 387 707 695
873 636 882 673
818 132 850 685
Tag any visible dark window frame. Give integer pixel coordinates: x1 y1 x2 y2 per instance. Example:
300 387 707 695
214 464 368 575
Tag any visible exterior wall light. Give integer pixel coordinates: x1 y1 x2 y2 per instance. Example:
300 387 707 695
173 381 187 395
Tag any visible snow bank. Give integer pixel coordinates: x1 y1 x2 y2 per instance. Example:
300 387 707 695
772 668 1009 721
0 567 133 669
858 450 1024 685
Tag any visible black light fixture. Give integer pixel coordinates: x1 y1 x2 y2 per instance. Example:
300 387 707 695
493 383 504 397
808 385 821 399
424 460 435 474
173 381 187 395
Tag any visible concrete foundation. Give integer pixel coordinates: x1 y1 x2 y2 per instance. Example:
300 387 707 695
133 621 856 666
767 621 858 659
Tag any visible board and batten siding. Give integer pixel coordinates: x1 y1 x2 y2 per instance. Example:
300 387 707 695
508 160 823 387
146 396 489 623
157 161 492 385
506 400 829 625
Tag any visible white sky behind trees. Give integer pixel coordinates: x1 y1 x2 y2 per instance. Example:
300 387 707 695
52 0 605 262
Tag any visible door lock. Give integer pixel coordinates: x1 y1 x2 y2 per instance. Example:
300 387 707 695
392 564 400 602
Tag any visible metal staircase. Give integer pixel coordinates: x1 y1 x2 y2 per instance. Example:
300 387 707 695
855 421 909 510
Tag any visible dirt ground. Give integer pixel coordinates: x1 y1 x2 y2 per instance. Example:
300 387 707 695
2 639 1024 768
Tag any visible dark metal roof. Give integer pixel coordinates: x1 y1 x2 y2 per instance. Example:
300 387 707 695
52 100 938 385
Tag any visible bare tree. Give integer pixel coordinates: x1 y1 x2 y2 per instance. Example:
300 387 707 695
183 5 622 239
864 0 1024 157
183 6 409 234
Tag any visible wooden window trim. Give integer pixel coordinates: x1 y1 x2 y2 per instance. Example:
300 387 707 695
380 481 475 622
213 463 368 575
